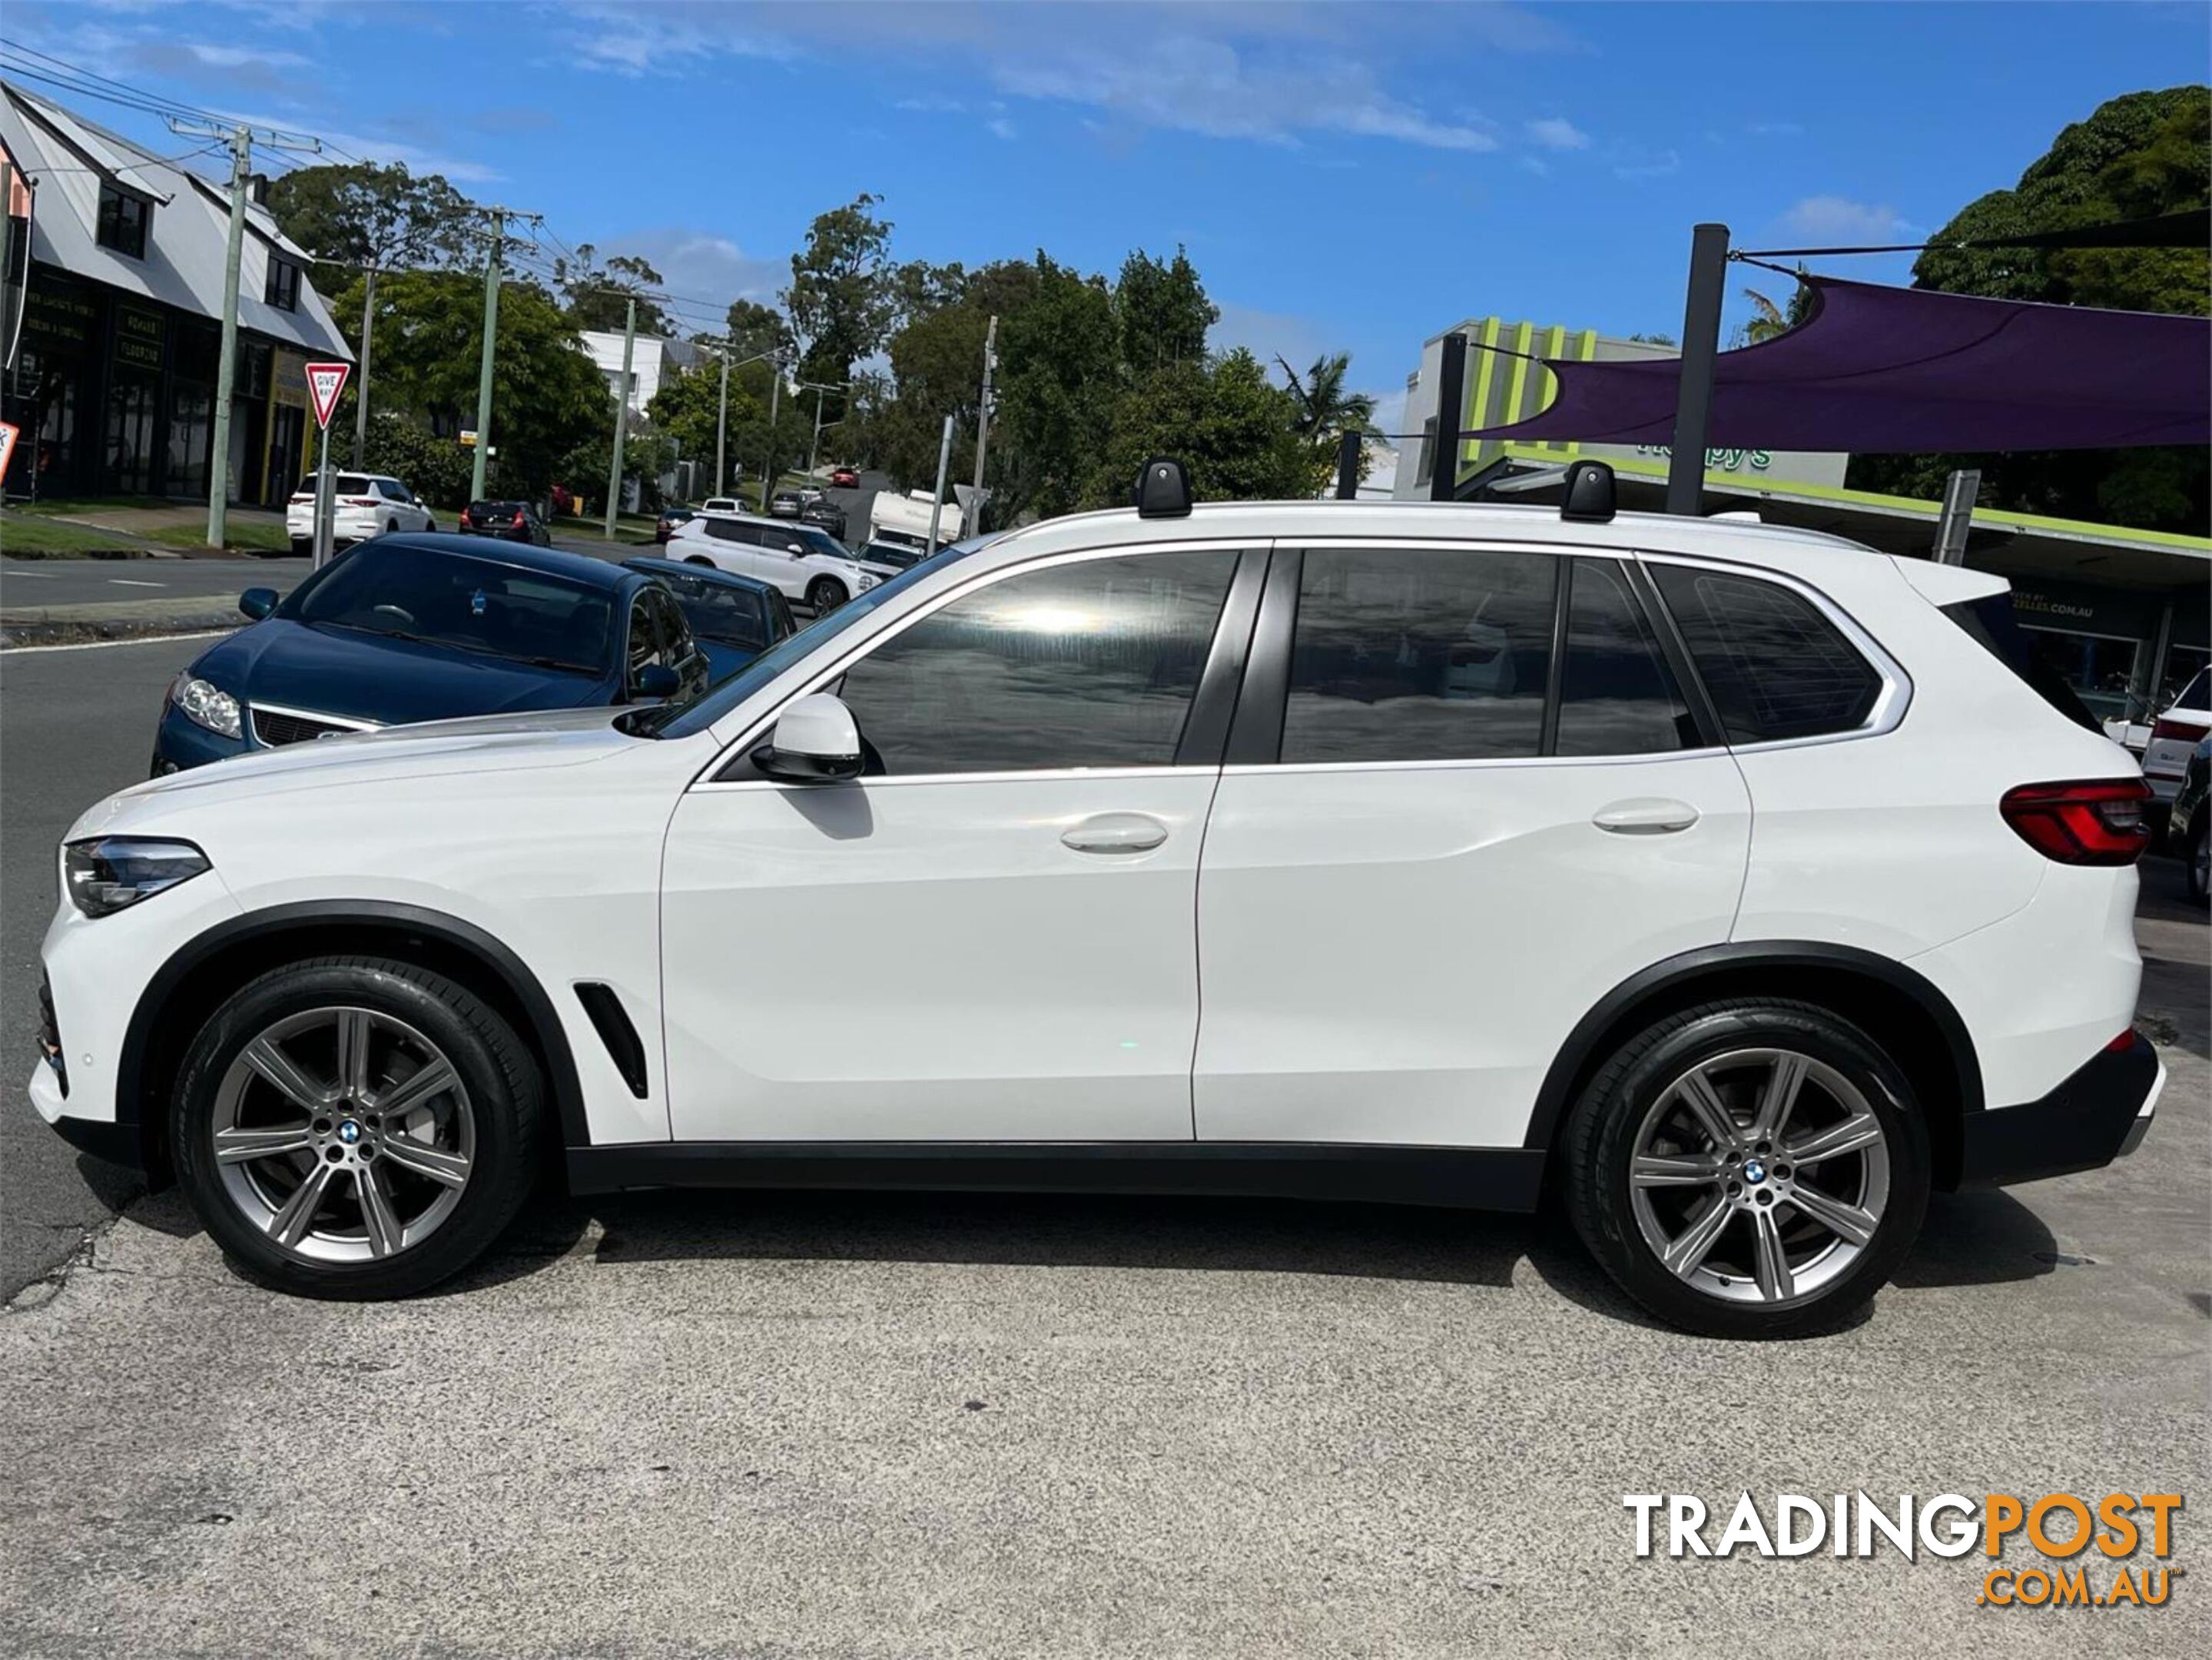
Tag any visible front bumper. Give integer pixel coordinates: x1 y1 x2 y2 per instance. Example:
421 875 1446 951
151 702 250 774
1956 1031 2164 1187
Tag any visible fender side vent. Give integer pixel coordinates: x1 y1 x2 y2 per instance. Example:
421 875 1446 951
575 983 648 1099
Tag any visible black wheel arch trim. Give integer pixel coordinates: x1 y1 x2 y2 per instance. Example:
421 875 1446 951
117 900 592 1150
1523 941 1985 1152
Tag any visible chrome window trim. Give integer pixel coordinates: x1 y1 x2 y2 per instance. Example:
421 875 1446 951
1221 746 1736 779
690 538 1259 792
693 764 1225 795
1633 549 1912 749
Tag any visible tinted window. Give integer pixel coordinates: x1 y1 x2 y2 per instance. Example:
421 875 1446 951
1281 547 1555 764
832 550 1238 775
1555 560 1693 756
705 520 760 546
265 257 300 312
656 572 775 651
1939 593 2099 732
287 543 612 676
1651 565 1881 743
96 186 147 257
2171 669 2209 712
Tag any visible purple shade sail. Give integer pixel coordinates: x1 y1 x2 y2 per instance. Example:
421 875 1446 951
1466 276 2211 453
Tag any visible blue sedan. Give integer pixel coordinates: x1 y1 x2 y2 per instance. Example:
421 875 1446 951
154 535 713 773
620 556 798 672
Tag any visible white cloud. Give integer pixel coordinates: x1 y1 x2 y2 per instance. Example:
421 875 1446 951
1524 116 1589 151
594 227 786 322
1209 300 1332 370
1779 195 1911 242
985 116 1016 141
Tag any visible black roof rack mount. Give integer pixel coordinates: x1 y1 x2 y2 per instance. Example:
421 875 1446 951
1134 457 1192 518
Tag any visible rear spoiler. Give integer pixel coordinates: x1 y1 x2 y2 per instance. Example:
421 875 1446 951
1891 557 2008 606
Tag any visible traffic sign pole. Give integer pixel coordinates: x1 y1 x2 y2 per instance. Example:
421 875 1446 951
303 362 350 571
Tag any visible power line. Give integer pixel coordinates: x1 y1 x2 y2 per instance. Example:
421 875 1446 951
0 40 228 124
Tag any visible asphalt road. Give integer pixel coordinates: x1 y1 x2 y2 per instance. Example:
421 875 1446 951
0 632 2204 1656
0 556 307 614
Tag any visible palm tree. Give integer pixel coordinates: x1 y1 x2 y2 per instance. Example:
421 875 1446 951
1733 264 1817 347
1277 352 1380 445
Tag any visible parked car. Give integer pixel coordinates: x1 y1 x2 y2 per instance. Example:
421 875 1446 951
2140 666 2210 812
854 539 932 578
457 500 552 546
622 556 797 682
829 466 860 489
768 489 804 519
38 467 2164 1336
666 513 880 613
284 473 435 556
2168 734 2211 905
148 534 708 773
698 498 745 517
799 499 847 540
655 507 696 544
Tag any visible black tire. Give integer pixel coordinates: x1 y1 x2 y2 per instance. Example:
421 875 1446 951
289 537 311 558
171 955 542 1300
2187 816 2209 906
1562 999 1930 1340
807 576 847 613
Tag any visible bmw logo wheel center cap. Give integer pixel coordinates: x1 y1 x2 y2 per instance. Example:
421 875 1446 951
337 1120 363 1146
1742 1158 1768 1184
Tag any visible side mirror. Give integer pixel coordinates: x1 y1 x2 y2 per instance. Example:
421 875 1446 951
635 663 682 699
751 692 862 783
239 587 278 620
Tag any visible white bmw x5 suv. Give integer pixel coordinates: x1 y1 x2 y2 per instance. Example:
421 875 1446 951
33 464 2163 1336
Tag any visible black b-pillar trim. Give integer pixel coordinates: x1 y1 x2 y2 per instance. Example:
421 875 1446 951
1222 547 1302 765
1175 548 1269 767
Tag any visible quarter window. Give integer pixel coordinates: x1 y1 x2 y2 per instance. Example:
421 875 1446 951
831 549 1239 775
1280 546 1556 763
1554 559 1695 756
1650 565 1882 742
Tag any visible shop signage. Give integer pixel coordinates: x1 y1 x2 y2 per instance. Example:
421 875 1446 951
270 350 309 408
115 304 165 370
22 283 97 350
2011 583 2160 640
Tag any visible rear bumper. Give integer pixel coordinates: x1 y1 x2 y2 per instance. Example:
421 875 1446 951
1956 1031 2164 1187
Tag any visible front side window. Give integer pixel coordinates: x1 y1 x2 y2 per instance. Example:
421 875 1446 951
1555 560 1695 756
1650 564 1882 743
96 185 148 257
831 549 1239 776
1281 546 1556 764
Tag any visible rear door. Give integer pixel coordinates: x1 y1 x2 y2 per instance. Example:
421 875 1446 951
1192 542 1752 1148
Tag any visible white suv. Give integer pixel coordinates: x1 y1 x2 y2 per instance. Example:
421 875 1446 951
668 513 877 613
284 473 435 555
32 466 2163 1336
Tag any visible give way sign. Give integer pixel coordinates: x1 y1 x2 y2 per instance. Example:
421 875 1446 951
304 361 350 430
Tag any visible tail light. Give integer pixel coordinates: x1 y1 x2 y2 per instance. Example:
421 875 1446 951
512 510 526 527
459 510 473 526
1999 779 2154 865
342 496 379 507
2150 716 2207 744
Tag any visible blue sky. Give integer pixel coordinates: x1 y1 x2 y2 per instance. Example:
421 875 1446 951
5 0 2205 437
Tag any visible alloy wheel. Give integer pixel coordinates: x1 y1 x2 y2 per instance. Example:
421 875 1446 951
1627 1047 1891 1305
210 1006 475 1263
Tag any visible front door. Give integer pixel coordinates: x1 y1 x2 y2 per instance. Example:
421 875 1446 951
1193 544 1752 1147
660 545 1249 1142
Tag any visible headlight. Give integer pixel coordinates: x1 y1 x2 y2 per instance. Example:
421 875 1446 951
169 672 242 739
64 837 211 918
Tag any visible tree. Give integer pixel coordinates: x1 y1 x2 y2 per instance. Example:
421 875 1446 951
721 297 793 364
264 161 470 281
1083 349 1315 507
992 254 1122 520
1731 267 1816 347
1848 85 2208 530
1278 352 1378 444
784 194 898 414
321 269 611 500
553 244 669 335
1114 247 1216 373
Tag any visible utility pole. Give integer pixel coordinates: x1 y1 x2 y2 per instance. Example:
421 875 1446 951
759 362 782 513
803 381 846 478
715 344 730 497
463 204 543 503
924 413 954 556
604 296 637 537
352 264 376 470
166 116 321 547
970 314 998 530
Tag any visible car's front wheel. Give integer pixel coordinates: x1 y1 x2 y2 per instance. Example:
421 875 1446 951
806 576 847 613
1563 1000 1929 1339
171 956 542 1299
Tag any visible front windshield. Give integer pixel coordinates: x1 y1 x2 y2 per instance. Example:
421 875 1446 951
640 540 992 739
282 542 612 676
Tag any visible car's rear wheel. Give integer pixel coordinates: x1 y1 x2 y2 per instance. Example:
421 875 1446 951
171 956 542 1299
1563 1000 1929 1339
2188 816 2209 905
287 537 310 558
807 577 847 613
685 554 715 568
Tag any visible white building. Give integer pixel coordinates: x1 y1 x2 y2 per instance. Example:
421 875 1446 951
580 329 703 415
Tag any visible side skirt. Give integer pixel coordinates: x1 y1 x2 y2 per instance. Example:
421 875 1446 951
567 1141 1547 1213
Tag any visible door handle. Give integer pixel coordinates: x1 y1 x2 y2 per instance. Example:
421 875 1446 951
1593 798 1700 835
1061 812 1169 855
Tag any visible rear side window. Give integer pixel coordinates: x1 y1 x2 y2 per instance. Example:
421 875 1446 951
1650 565 1881 743
833 549 1238 775
1938 592 2100 732
705 520 758 546
1555 560 1695 756
1281 546 1556 763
